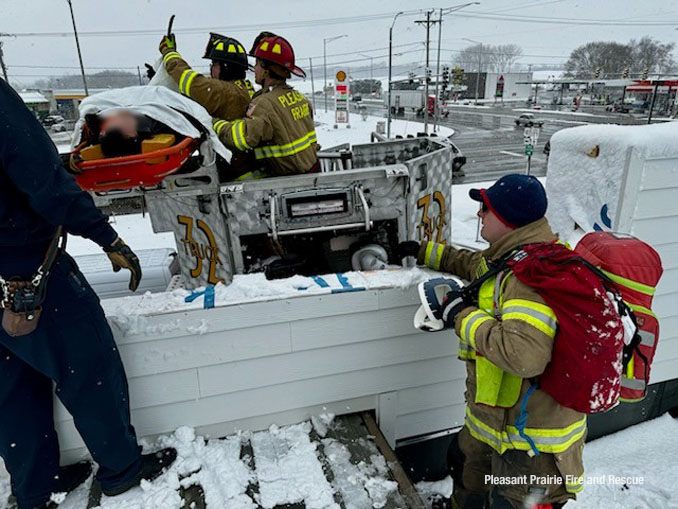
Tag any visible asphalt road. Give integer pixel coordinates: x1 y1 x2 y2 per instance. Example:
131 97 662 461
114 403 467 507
316 97 648 184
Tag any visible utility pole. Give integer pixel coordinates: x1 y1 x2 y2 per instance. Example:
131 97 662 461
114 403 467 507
0 40 9 82
433 9 443 132
387 11 404 139
323 35 347 113
66 0 89 96
137 66 143 85
309 57 316 114
415 11 435 133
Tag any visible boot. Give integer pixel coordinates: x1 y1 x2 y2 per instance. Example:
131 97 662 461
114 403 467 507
16 461 92 509
101 447 177 497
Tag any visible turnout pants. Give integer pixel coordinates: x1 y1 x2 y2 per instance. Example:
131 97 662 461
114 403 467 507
452 426 572 508
0 252 142 507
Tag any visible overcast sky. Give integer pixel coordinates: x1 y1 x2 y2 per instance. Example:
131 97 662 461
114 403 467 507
2 0 677 87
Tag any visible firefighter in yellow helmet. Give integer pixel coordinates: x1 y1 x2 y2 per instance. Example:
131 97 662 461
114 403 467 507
159 32 255 178
159 32 254 120
212 35 319 178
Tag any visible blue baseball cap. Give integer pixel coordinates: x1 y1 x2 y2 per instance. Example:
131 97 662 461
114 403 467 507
469 174 547 228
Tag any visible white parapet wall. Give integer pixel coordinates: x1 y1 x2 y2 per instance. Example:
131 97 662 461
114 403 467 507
545 122 678 387
55 270 467 461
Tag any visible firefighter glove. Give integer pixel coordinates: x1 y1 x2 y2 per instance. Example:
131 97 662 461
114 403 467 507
104 238 142 292
396 241 420 260
159 34 176 55
145 63 156 80
441 289 466 328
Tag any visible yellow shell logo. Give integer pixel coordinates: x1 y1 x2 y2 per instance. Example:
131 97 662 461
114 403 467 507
336 70 347 82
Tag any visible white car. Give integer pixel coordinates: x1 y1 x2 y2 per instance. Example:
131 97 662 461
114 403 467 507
515 113 544 127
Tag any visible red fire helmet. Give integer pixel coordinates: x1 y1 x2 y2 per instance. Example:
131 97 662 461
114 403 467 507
251 35 306 79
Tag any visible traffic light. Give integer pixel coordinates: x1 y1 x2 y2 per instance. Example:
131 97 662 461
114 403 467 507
622 67 630 79
408 72 415 85
642 67 649 80
594 67 601 79
452 67 464 86
442 65 450 86
426 67 432 83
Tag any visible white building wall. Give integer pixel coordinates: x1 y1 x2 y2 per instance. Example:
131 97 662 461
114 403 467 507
484 72 533 101
56 287 465 461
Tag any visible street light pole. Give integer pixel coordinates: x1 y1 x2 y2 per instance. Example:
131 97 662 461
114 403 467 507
323 35 347 113
387 11 404 139
66 0 88 96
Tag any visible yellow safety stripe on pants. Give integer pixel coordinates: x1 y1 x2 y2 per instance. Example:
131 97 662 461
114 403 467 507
162 51 182 65
460 309 494 350
501 298 557 338
230 120 251 151
424 242 445 271
179 69 200 97
235 170 265 181
213 120 228 135
464 407 587 456
566 477 584 493
621 376 646 391
253 130 317 160
602 269 656 296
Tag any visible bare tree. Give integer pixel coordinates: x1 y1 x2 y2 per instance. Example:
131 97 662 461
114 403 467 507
488 44 523 73
629 36 676 75
564 41 633 78
34 70 140 90
454 44 487 72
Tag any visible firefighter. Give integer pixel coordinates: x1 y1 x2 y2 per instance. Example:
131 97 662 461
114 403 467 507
159 32 256 179
159 32 254 120
212 35 319 178
398 174 585 509
0 80 176 508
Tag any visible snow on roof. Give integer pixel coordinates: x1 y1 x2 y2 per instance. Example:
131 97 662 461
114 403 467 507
19 91 49 104
545 122 678 241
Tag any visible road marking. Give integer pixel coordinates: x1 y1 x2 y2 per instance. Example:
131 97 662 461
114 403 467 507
500 150 525 158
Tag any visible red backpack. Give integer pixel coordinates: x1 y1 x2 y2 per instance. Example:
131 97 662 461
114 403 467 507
465 233 663 414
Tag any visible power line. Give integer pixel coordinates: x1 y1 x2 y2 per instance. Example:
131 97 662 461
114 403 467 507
453 11 678 26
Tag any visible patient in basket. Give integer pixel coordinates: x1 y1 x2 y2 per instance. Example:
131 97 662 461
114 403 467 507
84 111 180 157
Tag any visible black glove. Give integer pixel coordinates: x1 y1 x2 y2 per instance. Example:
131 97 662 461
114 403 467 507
145 63 156 80
441 289 467 328
104 238 142 292
396 241 421 260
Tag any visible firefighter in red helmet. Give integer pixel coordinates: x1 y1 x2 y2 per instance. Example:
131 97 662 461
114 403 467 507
212 35 319 178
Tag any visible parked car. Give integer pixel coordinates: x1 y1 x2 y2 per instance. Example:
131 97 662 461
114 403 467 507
515 113 544 127
42 114 65 127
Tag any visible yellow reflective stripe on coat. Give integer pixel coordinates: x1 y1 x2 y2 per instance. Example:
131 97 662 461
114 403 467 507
601 269 656 296
213 120 228 135
179 69 200 97
253 130 317 160
162 51 182 64
464 407 587 456
475 258 490 278
230 120 251 151
424 242 445 271
501 298 558 338
457 342 476 360
460 309 494 350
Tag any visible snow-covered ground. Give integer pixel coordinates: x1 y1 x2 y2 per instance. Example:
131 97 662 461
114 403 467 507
420 414 678 509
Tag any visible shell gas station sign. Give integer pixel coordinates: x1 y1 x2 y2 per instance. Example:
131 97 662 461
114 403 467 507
335 70 350 124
